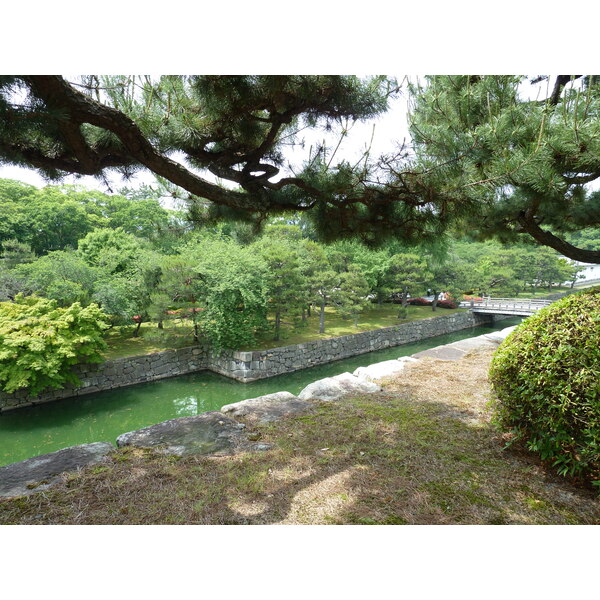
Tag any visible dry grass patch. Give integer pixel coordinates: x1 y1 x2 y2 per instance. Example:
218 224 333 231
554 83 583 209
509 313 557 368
1 349 599 525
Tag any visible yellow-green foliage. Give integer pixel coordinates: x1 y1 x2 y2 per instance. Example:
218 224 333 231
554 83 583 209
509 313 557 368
490 288 600 487
0 295 109 394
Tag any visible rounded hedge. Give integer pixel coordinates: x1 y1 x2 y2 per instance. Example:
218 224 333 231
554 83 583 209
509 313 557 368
489 287 600 488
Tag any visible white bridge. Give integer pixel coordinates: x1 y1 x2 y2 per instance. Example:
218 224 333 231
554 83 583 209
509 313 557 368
459 297 553 316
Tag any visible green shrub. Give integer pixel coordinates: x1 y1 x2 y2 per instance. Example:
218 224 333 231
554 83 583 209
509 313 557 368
0 295 109 394
489 287 600 488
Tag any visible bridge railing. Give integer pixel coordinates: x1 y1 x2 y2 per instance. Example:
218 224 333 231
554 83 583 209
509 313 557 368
459 297 552 312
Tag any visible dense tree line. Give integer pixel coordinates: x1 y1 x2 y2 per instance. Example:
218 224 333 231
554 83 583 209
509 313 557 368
0 179 583 351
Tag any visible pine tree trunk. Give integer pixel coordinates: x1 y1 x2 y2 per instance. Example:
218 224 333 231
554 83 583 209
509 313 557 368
158 319 163 330
398 286 409 318
319 299 326 334
133 320 142 337
274 309 281 341
432 291 439 311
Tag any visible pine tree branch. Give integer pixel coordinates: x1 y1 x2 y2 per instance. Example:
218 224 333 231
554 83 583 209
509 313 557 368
24 76 257 210
517 211 600 263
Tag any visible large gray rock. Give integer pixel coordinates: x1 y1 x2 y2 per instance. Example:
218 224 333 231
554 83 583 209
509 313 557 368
116 412 264 456
353 358 416 382
298 372 381 401
221 391 312 424
0 442 114 498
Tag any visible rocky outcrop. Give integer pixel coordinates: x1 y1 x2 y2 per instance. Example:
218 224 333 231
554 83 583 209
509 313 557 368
298 372 381 401
0 442 114 498
221 391 313 424
116 412 269 456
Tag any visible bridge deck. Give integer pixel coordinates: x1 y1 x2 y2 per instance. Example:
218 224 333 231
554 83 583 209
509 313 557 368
459 298 552 316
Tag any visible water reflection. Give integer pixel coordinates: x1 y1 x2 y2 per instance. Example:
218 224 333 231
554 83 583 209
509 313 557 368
173 396 199 416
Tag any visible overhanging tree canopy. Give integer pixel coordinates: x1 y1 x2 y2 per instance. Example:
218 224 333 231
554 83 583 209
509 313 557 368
0 75 452 248
1 75 599 261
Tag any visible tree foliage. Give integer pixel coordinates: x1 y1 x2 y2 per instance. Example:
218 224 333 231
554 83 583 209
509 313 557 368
151 237 269 349
0 295 109 393
331 265 370 326
252 235 307 341
407 75 600 263
0 179 174 255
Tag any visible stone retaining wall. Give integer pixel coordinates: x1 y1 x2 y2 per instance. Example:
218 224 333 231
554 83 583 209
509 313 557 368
0 311 504 412
216 311 503 382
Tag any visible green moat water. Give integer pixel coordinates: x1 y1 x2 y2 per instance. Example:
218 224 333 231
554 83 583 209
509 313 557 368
0 318 521 466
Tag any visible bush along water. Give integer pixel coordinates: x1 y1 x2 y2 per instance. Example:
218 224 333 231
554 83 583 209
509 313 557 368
0 295 109 394
489 287 600 490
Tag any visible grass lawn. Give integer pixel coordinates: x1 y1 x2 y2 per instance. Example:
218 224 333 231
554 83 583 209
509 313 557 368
2 347 597 524
102 304 466 360
241 304 465 350
103 320 196 361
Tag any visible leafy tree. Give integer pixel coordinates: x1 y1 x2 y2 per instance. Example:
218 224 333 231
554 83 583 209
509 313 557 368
253 236 307 341
407 75 600 263
191 239 269 349
471 249 522 297
299 240 338 334
0 178 178 255
426 258 471 310
0 178 37 202
150 255 206 342
332 264 370 326
565 227 600 253
0 267 30 301
16 250 99 306
77 228 145 275
101 190 173 240
1 239 35 269
0 295 109 394
19 189 102 254
351 245 393 306
151 237 269 348
387 253 430 317
0 180 36 251
527 248 582 291
91 277 144 327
